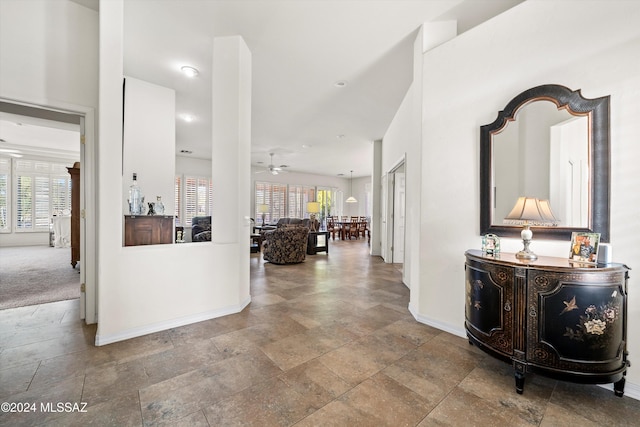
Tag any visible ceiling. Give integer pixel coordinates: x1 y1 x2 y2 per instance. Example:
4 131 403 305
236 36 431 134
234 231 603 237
3 0 523 178
122 0 523 177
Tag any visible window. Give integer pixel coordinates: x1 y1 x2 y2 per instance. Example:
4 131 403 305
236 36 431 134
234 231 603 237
174 175 181 225
255 181 286 224
1 158 73 232
287 185 315 219
175 174 213 227
255 181 334 225
0 157 10 231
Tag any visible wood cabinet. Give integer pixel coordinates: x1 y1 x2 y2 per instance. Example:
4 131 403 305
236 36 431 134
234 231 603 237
67 162 80 268
465 249 630 396
124 215 174 246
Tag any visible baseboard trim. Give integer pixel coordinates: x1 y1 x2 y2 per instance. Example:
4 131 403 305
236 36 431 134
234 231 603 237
408 304 466 339
599 380 640 401
408 304 639 401
95 296 251 346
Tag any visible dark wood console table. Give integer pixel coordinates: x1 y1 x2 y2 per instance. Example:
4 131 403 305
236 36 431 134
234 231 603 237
124 215 174 246
307 231 329 255
465 249 630 396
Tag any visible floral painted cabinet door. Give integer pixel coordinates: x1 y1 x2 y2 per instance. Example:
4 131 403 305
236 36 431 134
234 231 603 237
527 268 627 372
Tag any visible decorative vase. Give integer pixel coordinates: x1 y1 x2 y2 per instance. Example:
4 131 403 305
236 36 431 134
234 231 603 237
154 196 165 215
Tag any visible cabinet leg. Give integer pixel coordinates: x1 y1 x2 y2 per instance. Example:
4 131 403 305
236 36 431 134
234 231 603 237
614 377 626 397
515 372 525 394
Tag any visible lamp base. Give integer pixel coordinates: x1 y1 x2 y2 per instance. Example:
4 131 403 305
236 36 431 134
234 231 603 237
515 250 538 261
516 224 537 261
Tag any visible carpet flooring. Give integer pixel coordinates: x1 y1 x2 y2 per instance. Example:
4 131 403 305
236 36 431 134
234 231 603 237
0 246 80 310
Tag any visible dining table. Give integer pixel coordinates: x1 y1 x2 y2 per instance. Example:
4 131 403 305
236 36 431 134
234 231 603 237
332 219 368 241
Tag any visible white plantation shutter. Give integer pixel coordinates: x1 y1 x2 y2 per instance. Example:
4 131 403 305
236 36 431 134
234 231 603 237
51 176 71 215
34 176 50 229
174 175 181 225
208 180 213 216
288 185 303 218
255 182 287 223
272 183 286 219
16 175 32 229
0 157 9 231
196 178 208 216
14 159 74 231
182 175 213 227
184 176 197 226
255 183 333 223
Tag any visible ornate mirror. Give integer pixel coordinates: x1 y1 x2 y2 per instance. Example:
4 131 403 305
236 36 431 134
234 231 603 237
480 84 610 242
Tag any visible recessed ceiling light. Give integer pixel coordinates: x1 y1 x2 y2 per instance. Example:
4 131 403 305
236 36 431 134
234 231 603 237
181 66 199 77
334 80 348 88
180 114 195 122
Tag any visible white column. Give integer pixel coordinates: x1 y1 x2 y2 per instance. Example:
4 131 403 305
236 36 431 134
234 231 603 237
211 36 252 245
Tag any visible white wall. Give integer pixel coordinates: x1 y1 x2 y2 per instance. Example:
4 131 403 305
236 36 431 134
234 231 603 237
176 156 212 177
97 1 250 344
413 0 640 392
122 77 176 216
0 0 98 108
381 25 425 301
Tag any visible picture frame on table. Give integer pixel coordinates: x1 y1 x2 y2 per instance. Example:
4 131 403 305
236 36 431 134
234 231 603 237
569 232 600 263
482 233 500 255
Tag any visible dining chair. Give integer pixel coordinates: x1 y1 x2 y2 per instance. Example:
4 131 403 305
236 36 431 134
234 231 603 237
357 218 368 239
347 217 360 239
326 216 340 240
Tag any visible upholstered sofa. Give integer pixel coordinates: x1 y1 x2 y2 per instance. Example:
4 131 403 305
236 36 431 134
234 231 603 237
262 226 309 264
191 216 212 242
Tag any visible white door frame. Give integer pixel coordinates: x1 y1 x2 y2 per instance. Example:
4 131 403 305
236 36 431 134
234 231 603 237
1 97 97 324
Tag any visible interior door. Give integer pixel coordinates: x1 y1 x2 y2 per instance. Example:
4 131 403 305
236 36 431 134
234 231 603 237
392 172 405 263
549 117 588 227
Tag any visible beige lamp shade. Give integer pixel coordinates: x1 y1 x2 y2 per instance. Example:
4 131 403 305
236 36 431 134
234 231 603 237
306 202 321 213
538 199 559 224
505 197 557 224
257 204 269 213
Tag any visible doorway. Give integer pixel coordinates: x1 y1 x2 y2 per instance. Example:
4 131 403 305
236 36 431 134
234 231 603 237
0 100 95 322
383 157 406 269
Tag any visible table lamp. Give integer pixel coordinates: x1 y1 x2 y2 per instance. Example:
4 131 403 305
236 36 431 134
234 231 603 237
258 204 269 225
307 201 321 231
505 197 558 261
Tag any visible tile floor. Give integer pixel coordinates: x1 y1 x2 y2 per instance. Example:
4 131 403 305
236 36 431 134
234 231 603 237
1 239 639 426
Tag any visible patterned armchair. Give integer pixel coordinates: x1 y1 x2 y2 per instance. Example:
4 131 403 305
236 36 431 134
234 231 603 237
262 226 309 264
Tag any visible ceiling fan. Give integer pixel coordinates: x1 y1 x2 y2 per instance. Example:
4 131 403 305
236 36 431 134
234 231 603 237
256 152 288 175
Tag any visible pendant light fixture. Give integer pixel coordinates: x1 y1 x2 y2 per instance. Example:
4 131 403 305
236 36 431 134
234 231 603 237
346 170 357 203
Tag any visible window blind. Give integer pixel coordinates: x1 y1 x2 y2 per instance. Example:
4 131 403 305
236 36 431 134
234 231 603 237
0 157 9 231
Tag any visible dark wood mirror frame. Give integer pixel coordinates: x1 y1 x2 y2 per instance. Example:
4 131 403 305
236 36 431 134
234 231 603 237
480 84 611 242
